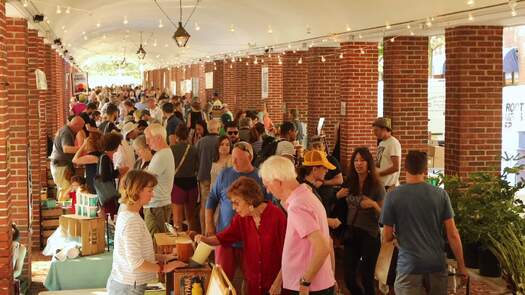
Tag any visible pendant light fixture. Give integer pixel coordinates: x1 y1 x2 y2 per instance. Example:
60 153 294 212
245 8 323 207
173 0 191 47
136 32 146 60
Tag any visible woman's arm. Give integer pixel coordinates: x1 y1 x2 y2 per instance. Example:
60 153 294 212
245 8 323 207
194 234 221 246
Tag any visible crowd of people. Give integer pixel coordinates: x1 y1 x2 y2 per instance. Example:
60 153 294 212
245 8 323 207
49 85 468 295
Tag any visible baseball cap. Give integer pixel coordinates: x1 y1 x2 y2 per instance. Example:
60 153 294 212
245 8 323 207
303 150 336 170
372 117 392 131
275 141 296 157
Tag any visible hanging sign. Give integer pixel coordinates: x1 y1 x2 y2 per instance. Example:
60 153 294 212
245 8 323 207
72 72 89 94
205 72 213 89
192 77 199 95
185 79 192 94
261 66 269 99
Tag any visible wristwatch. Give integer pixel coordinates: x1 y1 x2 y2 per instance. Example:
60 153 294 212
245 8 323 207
299 277 311 287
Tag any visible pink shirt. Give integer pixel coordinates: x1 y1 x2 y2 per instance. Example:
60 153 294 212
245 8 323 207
282 184 335 291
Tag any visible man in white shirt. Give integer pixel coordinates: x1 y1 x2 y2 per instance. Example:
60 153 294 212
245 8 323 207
373 117 402 190
144 123 175 235
147 97 163 124
114 122 138 171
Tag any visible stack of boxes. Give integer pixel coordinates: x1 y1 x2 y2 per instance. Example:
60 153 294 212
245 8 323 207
75 192 99 218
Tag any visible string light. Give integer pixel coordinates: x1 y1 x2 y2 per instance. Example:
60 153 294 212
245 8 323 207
406 24 411 29
385 22 391 29
339 52 343 59
102 34 107 39
360 48 365 54
229 24 235 32
22 0 28 7
425 17 432 27
230 63 233 69
468 13 474 21
358 34 363 39
65 6 70 14
159 19 164 28
346 24 351 32
195 22 200 31
267 25 273 34
96 21 101 28
467 0 474 6
245 61 249 66
83 35 88 40
56 5 62 14
511 9 518 16
321 56 326 62
153 40 157 47
254 58 258 65
390 37 396 42
123 16 128 25
410 31 415 36
278 57 282 65
298 57 303 64
82 31 86 35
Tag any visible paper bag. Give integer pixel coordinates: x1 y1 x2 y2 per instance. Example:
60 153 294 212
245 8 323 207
375 241 395 286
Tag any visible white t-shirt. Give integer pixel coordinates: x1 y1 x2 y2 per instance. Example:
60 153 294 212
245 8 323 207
111 210 156 285
149 107 164 125
376 136 402 187
145 147 175 208
114 140 136 170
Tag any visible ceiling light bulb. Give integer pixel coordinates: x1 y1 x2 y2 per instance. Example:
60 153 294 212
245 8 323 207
278 58 282 65
390 37 395 42
62 25 66 30
360 48 365 54
467 0 474 6
267 25 273 34
195 22 200 31
511 9 518 16
83 35 88 40
309 42 314 48
82 31 86 35
321 56 326 62
468 13 474 21
339 52 343 59
65 6 70 14
245 61 249 66
56 5 62 14
410 31 415 36
229 24 235 32
102 34 106 39
159 19 164 28
346 24 351 31
230 64 233 69
153 40 157 47
254 58 258 65
298 57 303 64
123 16 128 25
64 29 68 33
425 18 432 27
358 34 363 39
385 22 391 29
96 22 101 28
406 24 411 29
22 0 28 7
165 44 169 48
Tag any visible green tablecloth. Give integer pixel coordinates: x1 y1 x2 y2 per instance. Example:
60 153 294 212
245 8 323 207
44 251 113 291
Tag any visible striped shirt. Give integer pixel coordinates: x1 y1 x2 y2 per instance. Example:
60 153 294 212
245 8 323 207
111 210 156 285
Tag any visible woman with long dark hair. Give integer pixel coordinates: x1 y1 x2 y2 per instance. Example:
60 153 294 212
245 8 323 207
335 147 385 295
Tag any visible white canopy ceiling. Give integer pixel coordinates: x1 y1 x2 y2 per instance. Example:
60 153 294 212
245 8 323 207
5 0 525 70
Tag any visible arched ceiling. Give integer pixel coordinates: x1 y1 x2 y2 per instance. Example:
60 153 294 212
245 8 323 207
5 0 525 70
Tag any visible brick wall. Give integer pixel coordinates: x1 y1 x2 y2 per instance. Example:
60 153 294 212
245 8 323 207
245 57 262 111
44 44 57 137
445 26 503 179
212 61 223 99
339 42 379 170
222 60 236 110
283 51 309 123
55 54 66 129
0 1 13 293
6 16 31 281
307 47 341 150
383 36 429 181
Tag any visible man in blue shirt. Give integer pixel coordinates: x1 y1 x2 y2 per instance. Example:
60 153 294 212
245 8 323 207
380 151 468 295
162 102 182 145
206 141 271 282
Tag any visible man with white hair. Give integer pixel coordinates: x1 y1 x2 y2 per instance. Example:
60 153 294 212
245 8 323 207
144 123 175 235
260 156 335 294
195 119 221 232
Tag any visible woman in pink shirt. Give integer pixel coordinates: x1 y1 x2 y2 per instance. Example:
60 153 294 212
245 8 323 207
260 156 336 295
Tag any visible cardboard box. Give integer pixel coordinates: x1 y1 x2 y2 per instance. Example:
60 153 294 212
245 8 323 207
59 214 105 256
173 265 211 295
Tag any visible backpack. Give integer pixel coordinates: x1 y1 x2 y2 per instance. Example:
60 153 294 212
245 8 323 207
253 136 282 167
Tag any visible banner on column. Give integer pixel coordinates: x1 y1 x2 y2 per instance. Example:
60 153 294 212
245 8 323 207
171 81 177 96
185 79 192 94
35 69 48 90
205 72 213 89
72 72 89 94
502 85 525 185
180 81 186 94
192 77 199 95
261 66 269 99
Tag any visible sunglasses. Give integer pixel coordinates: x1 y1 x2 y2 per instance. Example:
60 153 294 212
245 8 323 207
227 131 239 135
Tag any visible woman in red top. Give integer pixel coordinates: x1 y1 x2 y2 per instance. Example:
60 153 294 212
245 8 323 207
195 176 286 295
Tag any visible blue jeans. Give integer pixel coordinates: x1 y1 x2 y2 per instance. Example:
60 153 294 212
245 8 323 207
106 278 147 295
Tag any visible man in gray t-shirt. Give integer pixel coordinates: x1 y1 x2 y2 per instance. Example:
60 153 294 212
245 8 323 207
380 151 468 295
50 116 85 201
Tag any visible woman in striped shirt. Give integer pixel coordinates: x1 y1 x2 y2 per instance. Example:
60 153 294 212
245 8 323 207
107 170 186 295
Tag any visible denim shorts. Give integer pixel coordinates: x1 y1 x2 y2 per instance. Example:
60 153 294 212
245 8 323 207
394 270 448 295
106 278 147 295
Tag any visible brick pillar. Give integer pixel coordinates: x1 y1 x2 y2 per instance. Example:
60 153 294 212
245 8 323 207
223 60 247 114
28 29 46 249
0 1 14 293
445 26 503 179
283 51 309 123
307 47 341 150
383 36 429 181
6 17 31 281
339 42 379 170
55 54 66 128
245 57 262 111
212 61 223 99
44 44 57 136
265 56 284 125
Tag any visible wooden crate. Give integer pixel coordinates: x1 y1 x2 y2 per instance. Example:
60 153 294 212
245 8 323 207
41 208 63 218
172 264 211 295
59 214 106 256
42 219 60 229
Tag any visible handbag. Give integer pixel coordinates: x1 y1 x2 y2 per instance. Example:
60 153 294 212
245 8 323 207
94 154 119 206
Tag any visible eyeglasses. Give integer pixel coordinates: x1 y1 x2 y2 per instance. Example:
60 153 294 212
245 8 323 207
227 131 239 135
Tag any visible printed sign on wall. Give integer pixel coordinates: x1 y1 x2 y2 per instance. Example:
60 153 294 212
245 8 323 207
261 66 269 99
72 72 89 94
205 72 213 89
